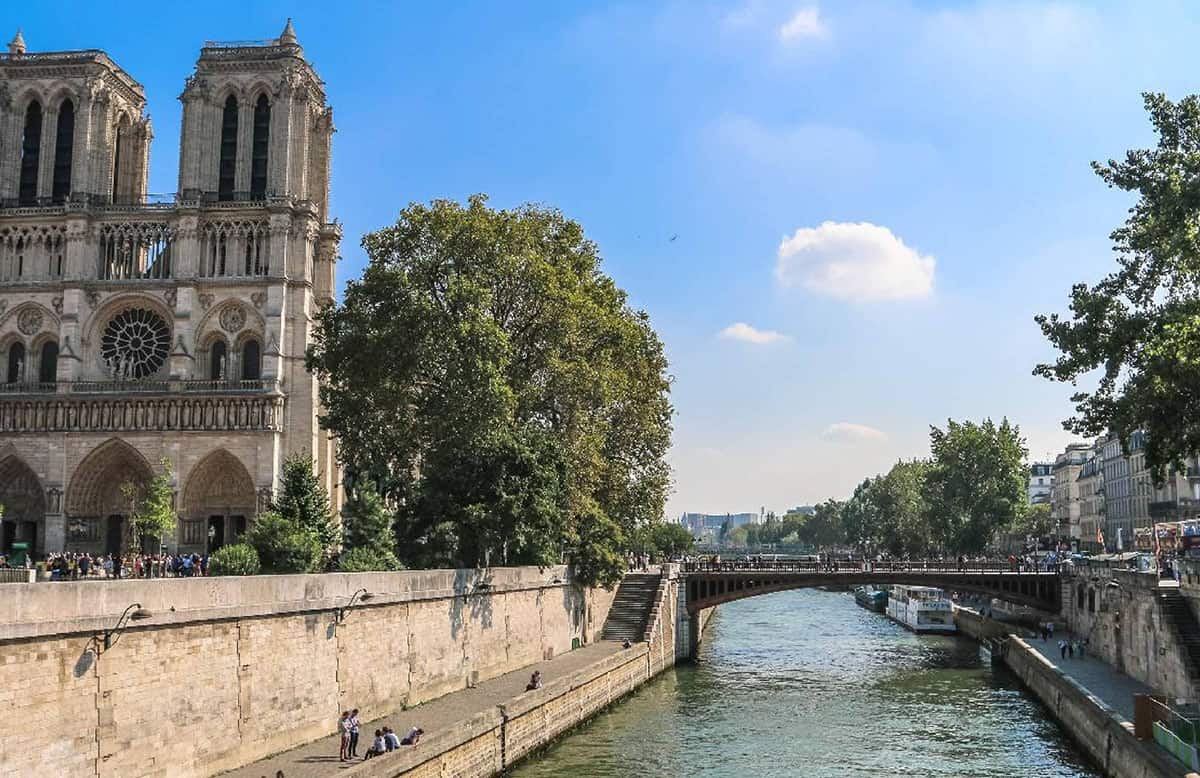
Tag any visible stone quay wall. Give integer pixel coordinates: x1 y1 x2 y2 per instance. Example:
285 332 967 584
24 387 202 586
341 566 709 778
956 608 1195 778
0 566 617 778
1061 566 1200 703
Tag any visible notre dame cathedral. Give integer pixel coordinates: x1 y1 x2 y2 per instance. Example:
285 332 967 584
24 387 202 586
0 21 341 557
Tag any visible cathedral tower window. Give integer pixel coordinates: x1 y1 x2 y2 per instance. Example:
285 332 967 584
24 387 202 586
241 339 261 381
18 101 42 206
251 94 270 199
218 95 239 201
209 339 227 380
38 341 58 384
6 342 25 384
52 99 74 202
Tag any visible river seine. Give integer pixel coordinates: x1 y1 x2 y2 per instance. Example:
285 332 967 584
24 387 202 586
512 588 1101 777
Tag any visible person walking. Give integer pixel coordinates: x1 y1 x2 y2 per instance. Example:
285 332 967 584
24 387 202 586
338 711 351 762
1059 639 1068 660
349 708 361 758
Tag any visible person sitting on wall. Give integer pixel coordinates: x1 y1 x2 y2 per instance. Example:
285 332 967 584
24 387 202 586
526 670 543 691
400 727 424 746
384 727 401 751
364 729 386 759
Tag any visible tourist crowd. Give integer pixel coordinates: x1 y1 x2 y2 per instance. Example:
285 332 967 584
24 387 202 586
32 551 212 580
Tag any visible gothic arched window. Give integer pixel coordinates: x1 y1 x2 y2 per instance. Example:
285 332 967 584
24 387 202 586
6 342 25 384
112 116 130 201
218 95 239 201
52 99 75 202
241 339 261 381
250 94 270 199
38 341 58 383
18 101 42 206
209 340 227 381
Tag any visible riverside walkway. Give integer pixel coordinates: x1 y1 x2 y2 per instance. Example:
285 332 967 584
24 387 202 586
1020 630 1153 722
221 641 625 778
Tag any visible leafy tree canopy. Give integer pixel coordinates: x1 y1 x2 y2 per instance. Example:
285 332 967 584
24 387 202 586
307 195 673 586
1036 93 1200 479
925 418 1027 553
275 453 337 553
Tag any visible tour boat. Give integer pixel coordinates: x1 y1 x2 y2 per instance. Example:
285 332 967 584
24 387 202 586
885 584 956 633
853 585 888 613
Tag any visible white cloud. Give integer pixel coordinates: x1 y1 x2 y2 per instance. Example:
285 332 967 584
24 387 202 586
779 6 827 41
776 221 935 302
822 422 888 443
719 322 790 344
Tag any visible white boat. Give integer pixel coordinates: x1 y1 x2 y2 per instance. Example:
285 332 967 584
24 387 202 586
885 584 956 633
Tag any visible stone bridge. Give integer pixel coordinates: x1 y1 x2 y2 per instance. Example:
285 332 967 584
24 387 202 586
681 560 1062 614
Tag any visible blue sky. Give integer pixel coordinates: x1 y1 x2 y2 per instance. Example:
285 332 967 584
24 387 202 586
9 1 1194 518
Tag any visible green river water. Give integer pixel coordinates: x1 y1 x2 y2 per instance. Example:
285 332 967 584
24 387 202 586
511 588 1102 777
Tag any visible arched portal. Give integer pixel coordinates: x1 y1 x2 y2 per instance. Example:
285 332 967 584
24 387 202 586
0 455 45 556
66 438 154 555
181 449 255 554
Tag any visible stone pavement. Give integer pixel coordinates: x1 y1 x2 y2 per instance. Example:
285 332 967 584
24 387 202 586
220 641 625 778
1020 630 1154 722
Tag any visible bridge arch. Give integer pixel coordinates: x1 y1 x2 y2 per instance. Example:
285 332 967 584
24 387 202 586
682 566 1062 615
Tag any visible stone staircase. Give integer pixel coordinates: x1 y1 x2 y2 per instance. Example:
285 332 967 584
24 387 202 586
1156 586 1200 682
601 572 662 643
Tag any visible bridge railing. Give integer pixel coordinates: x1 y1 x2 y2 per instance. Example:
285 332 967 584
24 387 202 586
680 559 1059 574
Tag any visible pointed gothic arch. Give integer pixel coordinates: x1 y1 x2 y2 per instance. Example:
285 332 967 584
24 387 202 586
181 449 256 551
66 438 154 517
0 455 46 554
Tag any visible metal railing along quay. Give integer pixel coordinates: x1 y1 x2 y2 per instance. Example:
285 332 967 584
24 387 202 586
681 559 1061 574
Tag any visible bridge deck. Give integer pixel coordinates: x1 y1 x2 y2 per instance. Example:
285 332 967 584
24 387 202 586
681 561 1062 613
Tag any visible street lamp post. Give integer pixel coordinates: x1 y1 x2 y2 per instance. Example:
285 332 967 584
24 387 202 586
100 603 153 652
335 588 374 624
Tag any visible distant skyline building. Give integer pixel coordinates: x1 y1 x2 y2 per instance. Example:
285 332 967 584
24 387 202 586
679 511 758 540
1050 443 1092 540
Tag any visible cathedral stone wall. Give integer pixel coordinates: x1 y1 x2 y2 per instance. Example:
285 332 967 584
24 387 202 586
0 22 340 557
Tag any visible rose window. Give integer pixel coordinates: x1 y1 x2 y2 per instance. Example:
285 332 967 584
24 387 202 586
100 308 171 379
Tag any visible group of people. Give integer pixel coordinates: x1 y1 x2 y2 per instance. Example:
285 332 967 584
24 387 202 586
1036 620 1087 660
338 708 423 762
38 551 211 580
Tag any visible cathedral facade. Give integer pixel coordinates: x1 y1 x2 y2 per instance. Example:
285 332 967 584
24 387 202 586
0 22 341 557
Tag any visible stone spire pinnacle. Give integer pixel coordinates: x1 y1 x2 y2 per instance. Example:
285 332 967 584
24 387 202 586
8 28 26 55
279 18 297 46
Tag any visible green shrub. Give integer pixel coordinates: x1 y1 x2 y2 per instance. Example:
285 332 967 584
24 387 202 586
338 546 403 573
245 511 323 573
209 544 261 576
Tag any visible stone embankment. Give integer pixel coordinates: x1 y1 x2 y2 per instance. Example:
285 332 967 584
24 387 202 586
956 608 1198 778
223 565 712 778
0 564 708 778
0 566 618 777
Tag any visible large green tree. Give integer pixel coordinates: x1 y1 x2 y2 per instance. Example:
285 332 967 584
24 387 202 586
876 459 933 557
797 498 844 549
307 195 673 586
339 480 402 571
275 453 337 553
924 418 1027 553
1036 92 1200 478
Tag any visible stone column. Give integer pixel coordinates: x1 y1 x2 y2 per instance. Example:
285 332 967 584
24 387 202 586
72 89 94 199
43 486 64 554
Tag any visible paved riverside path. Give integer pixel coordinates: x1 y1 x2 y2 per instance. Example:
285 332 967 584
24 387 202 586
220 641 625 778
1018 629 1154 722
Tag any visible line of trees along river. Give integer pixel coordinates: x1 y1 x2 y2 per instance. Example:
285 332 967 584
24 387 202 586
513 589 1099 778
